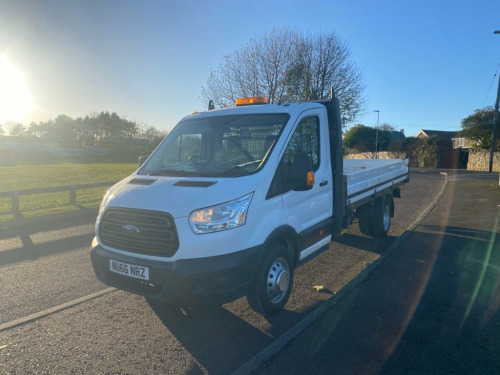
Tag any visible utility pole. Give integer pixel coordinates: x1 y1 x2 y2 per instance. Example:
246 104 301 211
490 30 500 173
490 75 500 172
374 110 380 159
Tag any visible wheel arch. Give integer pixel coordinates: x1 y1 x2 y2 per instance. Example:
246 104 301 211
356 191 395 218
257 225 300 269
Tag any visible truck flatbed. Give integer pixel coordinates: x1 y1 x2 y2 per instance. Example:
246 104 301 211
344 159 409 207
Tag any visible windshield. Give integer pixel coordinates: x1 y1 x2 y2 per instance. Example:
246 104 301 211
140 113 289 177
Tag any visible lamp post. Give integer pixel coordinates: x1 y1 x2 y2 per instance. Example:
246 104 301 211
490 30 500 173
374 110 380 159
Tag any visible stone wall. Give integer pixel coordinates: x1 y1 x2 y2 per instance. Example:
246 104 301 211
344 151 406 160
346 149 500 172
467 150 500 172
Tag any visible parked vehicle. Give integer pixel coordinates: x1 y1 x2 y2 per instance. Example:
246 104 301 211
90 92 409 315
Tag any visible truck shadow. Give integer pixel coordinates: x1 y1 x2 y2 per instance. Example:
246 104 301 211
336 231 398 255
147 298 320 374
128 227 404 373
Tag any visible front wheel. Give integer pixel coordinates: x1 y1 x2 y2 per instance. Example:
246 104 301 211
247 243 294 316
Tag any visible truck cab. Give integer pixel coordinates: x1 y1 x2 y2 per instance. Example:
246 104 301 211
91 95 408 315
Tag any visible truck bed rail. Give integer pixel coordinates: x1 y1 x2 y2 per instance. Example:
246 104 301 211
343 159 409 207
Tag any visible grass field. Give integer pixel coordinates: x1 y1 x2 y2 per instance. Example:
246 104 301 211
0 162 137 222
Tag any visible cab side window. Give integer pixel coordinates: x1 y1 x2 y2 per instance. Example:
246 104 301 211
267 116 320 198
283 116 320 172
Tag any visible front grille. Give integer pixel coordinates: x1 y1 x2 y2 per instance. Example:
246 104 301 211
99 208 179 257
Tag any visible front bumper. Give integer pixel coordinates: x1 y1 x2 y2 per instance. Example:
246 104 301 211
90 241 261 306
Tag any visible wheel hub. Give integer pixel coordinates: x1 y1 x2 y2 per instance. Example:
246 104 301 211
267 258 290 303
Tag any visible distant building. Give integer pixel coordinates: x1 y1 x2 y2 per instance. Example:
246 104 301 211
415 129 472 149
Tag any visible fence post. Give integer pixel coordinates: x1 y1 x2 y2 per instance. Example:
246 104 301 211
70 185 77 205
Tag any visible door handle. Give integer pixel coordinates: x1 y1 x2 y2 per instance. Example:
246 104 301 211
319 180 328 187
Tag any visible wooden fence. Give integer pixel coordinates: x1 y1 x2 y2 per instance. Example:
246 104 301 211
0 181 116 216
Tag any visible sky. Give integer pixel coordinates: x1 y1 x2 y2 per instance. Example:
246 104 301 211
0 0 500 137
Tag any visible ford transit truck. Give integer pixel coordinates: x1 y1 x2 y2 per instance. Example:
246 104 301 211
90 92 409 316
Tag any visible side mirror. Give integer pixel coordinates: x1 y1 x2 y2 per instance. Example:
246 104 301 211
287 154 314 191
138 155 149 167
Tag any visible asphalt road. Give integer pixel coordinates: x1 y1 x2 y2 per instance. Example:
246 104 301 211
254 170 500 375
0 170 446 374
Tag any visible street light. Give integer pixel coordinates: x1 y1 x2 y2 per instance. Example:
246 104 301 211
374 110 380 159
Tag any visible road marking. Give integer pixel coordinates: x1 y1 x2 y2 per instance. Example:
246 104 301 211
0 288 116 333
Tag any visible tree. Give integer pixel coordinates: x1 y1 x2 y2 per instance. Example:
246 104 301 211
202 27 365 127
53 114 78 147
4 111 166 157
343 124 376 152
8 122 27 136
379 123 396 132
143 126 168 152
343 124 394 153
461 107 500 150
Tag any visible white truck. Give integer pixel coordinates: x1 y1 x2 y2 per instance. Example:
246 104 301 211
91 93 409 315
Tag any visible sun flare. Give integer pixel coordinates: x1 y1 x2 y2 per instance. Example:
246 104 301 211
0 56 34 124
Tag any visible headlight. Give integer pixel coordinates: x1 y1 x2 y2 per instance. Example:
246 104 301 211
189 193 253 234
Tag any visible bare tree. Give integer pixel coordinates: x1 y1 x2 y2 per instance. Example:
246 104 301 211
202 27 365 127
203 28 298 107
379 123 396 132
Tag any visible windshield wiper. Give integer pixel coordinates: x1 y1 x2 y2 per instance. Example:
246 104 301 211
219 160 262 176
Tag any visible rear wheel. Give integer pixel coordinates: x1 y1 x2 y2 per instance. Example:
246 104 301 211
247 243 294 316
358 213 374 236
371 195 392 237
358 194 393 237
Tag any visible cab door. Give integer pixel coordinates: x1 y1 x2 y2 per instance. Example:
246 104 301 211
279 109 333 259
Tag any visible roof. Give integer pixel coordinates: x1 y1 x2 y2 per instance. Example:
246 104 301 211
186 101 323 121
415 130 462 140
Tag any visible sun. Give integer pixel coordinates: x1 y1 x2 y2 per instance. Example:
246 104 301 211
0 56 34 124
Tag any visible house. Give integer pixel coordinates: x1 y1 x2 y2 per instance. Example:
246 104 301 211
415 129 472 149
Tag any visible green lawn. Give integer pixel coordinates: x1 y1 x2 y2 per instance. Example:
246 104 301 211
0 162 137 222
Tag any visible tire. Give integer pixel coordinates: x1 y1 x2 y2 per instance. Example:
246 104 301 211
358 195 392 237
371 195 392 237
358 214 374 236
247 243 294 316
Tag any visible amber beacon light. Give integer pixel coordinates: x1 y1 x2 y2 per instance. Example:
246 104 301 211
235 96 269 106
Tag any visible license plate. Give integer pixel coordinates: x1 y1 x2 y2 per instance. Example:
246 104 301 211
109 259 150 281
